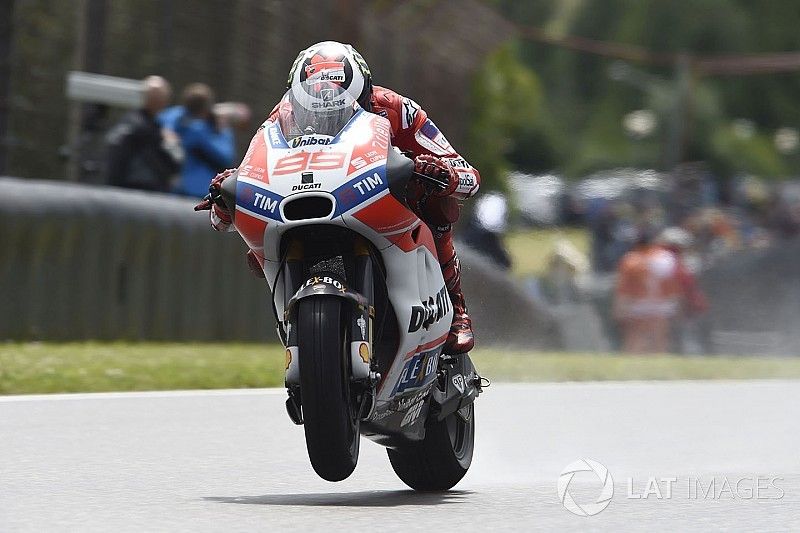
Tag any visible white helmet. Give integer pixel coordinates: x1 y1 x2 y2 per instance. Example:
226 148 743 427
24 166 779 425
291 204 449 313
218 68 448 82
287 41 373 113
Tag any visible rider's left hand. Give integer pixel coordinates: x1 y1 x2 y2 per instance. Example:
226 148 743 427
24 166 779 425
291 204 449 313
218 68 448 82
413 155 458 197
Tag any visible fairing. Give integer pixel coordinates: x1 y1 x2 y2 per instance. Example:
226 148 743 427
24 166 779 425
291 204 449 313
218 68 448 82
230 104 453 437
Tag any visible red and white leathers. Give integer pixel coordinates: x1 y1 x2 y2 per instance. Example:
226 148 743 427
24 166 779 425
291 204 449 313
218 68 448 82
209 85 480 353
368 86 480 353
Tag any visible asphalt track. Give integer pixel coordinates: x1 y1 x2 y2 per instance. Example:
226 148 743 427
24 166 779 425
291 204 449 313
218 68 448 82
1 381 799 531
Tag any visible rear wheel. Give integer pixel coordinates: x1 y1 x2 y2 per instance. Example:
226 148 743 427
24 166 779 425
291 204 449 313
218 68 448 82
298 296 359 481
388 403 475 491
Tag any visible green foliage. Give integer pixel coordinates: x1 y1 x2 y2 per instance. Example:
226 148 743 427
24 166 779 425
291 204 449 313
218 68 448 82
487 0 800 180
709 125 787 178
8 0 77 178
467 43 544 191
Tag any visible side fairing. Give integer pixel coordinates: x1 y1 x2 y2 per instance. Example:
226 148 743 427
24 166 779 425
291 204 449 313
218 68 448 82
230 109 453 410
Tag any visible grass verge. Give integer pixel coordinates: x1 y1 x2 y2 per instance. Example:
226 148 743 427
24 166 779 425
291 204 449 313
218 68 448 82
505 227 590 278
1 343 799 395
0 343 286 394
471 350 800 382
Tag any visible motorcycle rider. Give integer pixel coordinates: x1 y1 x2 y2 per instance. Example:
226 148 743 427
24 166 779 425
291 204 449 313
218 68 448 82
197 41 480 354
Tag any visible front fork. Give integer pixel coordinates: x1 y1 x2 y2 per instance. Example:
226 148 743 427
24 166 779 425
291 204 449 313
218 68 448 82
282 236 380 424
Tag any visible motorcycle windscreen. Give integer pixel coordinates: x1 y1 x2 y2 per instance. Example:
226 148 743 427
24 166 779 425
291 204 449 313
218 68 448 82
280 80 357 140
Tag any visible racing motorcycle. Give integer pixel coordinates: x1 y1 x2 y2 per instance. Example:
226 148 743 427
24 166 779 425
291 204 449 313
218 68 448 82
212 85 483 491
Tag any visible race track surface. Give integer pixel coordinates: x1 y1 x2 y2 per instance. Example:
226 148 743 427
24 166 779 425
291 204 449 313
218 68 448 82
1 381 799 531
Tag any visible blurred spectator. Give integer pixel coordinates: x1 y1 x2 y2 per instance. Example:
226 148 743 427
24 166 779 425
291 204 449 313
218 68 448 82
613 228 681 353
541 239 589 304
462 192 512 270
159 83 236 197
213 101 252 132
656 227 710 354
590 200 638 273
768 186 800 239
104 76 181 191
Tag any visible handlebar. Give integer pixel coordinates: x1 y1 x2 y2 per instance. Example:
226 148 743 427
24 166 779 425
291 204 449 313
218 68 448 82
412 170 449 192
193 186 227 212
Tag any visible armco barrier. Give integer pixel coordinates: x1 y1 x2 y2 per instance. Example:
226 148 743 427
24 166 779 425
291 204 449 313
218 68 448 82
700 238 800 356
1 178 270 341
0 178 558 347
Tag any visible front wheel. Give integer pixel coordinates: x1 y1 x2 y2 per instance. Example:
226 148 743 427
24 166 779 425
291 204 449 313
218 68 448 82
388 403 475 491
298 296 359 481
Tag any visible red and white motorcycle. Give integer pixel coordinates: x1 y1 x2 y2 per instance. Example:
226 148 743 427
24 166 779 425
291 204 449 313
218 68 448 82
214 84 483 490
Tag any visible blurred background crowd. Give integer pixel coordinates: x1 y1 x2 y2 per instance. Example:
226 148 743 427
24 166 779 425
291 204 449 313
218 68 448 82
2 0 800 355
102 75 249 196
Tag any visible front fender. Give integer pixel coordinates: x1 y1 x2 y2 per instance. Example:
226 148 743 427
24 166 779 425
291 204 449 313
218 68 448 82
284 275 372 386
285 275 368 317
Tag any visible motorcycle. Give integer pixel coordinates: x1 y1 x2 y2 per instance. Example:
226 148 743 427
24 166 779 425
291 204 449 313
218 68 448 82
211 84 484 491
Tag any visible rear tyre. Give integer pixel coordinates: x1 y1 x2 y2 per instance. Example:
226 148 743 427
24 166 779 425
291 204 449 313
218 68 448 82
387 403 475 491
298 296 359 481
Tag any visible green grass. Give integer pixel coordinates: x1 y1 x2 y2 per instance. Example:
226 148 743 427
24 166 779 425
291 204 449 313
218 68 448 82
0 343 287 394
505 227 590 278
470 350 800 382
1 343 799 395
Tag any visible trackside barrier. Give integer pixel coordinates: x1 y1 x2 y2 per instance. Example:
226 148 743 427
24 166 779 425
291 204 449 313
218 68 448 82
700 238 800 356
0 177 558 347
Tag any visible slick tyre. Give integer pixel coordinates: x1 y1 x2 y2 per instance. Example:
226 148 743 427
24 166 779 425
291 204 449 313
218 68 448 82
298 296 359 481
387 403 475 491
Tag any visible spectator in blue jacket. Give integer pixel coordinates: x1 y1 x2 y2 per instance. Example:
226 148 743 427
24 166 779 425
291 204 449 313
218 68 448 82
160 83 235 197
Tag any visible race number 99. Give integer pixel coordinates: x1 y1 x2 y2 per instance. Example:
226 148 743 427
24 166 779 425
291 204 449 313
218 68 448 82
273 151 347 176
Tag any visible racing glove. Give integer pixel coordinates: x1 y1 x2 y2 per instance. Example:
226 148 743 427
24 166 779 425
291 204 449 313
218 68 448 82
194 167 237 231
413 155 457 197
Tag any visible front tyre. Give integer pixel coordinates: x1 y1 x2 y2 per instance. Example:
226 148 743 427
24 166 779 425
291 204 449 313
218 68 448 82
388 403 475 491
298 296 359 481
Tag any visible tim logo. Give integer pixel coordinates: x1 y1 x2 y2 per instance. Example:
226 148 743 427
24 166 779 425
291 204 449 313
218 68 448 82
252 191 278 214
352 172 383 195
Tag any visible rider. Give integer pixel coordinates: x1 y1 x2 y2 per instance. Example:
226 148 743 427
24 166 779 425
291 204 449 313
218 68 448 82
198 41 480 354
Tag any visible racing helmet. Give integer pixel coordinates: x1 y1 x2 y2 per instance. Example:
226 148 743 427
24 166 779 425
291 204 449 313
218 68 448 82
287 41 373 112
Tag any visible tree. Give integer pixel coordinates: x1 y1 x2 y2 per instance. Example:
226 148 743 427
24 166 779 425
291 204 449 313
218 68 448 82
490 0 800 179
467 43 544 191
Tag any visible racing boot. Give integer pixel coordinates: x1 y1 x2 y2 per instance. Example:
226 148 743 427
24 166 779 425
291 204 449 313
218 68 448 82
434 228 474 354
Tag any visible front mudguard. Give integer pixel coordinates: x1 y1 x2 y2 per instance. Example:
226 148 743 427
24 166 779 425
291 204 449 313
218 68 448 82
283 275 373 386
